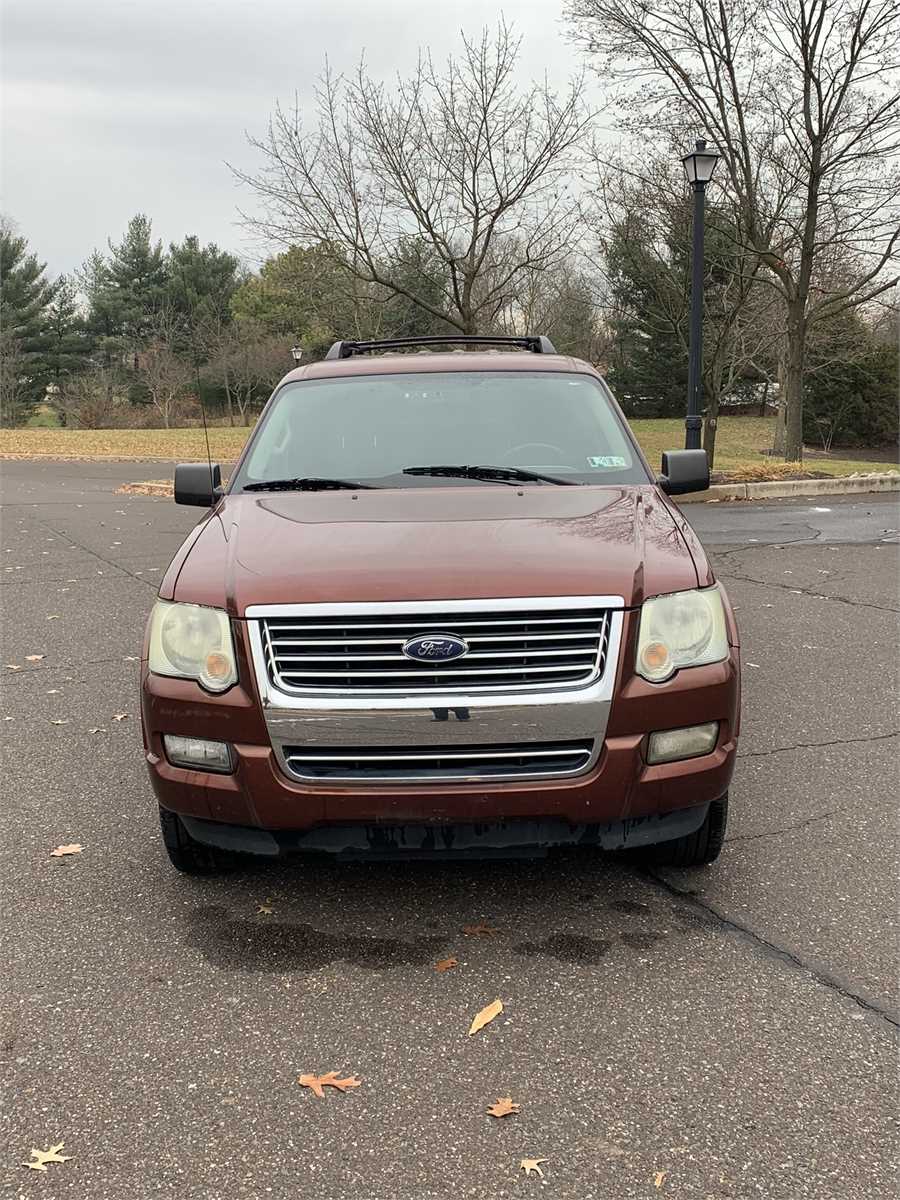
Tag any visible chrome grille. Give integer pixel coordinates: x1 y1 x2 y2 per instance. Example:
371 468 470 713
256 601 612 696
282 740 595 783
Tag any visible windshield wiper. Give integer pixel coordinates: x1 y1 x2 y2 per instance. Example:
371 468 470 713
402 464 577 486
243 476 378 492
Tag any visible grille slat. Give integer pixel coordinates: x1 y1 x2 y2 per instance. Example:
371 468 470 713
283 740 595 782
258 601 611 696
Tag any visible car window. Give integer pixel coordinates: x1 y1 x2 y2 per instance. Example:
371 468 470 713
234 370 650 487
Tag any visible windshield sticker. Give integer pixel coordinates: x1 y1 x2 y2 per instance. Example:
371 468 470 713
588 456 627 469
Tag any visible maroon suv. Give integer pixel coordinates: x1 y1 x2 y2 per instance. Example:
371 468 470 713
141 335 740 873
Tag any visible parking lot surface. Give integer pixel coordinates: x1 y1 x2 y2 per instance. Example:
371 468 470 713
1 459 897 1199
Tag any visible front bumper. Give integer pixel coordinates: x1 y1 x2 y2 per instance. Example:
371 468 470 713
141 604 740 847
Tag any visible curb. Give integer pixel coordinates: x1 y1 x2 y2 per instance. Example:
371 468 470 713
677 471 900 504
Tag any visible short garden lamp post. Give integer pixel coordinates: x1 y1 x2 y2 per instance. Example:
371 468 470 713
681 138 720 451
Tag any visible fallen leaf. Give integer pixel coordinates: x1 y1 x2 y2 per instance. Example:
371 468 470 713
5 664 22 671
520 1158 547 1178
89 727 107 734
463 922 498 938
297 1071 361 1098
468 998 503 1036
435 957 458 972
25 654 45 662
487 1097 520 1118
50 844 83 857
50 719 69 725
112 712 129 721
123 655 139 662
22 1142 71 1172
256 900 274 915
47 614 61 620
654 1170 668 1188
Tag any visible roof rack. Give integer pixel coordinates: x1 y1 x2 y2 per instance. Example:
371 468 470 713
324 335 558 360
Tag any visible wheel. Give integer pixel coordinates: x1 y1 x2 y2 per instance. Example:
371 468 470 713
641 795 729 867
158 805 232 875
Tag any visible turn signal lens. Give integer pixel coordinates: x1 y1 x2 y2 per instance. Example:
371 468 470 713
205 652 232 680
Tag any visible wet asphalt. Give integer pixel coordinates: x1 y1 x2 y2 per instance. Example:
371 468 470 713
1 459 897 1199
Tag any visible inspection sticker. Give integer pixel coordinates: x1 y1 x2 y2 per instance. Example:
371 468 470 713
588 456 627 468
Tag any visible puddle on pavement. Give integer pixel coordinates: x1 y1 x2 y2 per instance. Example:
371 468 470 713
186 905 446 972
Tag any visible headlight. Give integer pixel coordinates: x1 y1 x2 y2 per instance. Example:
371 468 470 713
636 586 728 682
148 601 237 692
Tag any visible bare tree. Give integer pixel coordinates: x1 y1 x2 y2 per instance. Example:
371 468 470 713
136 314 194 428
567 0 900 460
235 23 592 335
50 366 128 429
210 320 291 425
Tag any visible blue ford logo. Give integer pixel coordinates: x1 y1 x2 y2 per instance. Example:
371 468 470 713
402 632 469 663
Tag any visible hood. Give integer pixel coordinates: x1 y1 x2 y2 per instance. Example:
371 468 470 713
162 485 702 613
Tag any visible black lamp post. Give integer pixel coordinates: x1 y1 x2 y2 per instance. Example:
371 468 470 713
681 138 720 451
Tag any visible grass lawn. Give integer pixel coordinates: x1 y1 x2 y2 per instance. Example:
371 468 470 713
0 417 895 478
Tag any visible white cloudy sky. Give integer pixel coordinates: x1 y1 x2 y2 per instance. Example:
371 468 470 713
1 0 591 279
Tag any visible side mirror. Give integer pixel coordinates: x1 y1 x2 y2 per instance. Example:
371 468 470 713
174 462 223 507
657 449 709 495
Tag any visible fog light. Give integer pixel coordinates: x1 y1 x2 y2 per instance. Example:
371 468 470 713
163 734 234 773
647 722 718 765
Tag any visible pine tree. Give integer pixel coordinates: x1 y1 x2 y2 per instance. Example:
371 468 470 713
41 275 94 386
0 220 56 423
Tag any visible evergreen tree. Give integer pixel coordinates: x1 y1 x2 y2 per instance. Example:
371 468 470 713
166 236 241 331
0 220 56 422
41 275 94 386
96 214 167 351
232 243 379 358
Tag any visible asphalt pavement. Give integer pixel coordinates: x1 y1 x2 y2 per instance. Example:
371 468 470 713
1 458 897 1199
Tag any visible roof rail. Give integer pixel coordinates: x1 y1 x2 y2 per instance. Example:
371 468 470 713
324 335 557 360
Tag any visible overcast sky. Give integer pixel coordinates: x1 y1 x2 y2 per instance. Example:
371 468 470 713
1 0 590 280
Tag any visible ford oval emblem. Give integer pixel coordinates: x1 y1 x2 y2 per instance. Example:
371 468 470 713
402 632 469 663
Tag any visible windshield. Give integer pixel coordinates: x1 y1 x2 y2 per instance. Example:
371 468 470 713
232 370 651 490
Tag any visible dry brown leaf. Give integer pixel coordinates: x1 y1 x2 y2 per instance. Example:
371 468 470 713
520 1158 547 1178
22 1142 71 1172
468 998 503 1036
297 1071 361 1098
112 712 129 721
256 900 274 915
50 844 83 857
89 727 107 734
435 957 458 973
25 654 45 662
654 1170 668 1188
462 922 498 938
487 1097 520 1118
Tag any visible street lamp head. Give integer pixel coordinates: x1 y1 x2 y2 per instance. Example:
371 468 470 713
681 138 720 186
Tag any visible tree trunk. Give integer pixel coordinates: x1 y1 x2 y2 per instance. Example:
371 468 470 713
782 301 806 462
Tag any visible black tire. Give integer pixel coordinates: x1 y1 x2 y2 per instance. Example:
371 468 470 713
158 805 232 875
641 794 729 867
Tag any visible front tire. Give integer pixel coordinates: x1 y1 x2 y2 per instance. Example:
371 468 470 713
158 805 232 875
641 795 728 867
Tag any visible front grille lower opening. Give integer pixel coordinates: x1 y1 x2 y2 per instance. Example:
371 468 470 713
282 740 595 782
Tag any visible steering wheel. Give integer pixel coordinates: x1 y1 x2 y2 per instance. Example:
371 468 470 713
500 442 569 463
